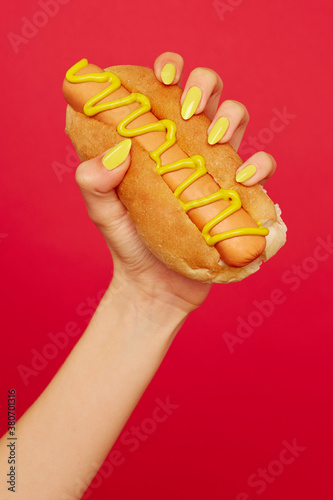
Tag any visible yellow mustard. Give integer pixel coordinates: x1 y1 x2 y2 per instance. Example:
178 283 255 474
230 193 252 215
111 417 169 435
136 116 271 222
66 59 269 246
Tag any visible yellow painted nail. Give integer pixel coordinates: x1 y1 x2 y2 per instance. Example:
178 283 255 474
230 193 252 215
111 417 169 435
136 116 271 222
102 139 132 171
236 164 257 183
181 86 202 120
161 63 176 85
208 117 229 145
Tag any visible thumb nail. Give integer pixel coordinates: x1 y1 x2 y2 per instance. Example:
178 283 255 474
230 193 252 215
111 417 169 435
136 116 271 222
102 139 132 171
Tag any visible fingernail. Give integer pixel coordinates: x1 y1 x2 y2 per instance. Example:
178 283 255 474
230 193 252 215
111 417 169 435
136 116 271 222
208 117 229 145
236 164 257 183
181 87 202 120
102 139 132 171
161 63 176 85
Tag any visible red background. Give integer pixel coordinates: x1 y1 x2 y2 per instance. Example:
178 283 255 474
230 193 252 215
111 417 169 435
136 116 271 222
1 0 333 498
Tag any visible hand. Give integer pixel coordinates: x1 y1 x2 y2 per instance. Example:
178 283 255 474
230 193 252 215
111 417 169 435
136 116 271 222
75 52 276 315
154 52 276 186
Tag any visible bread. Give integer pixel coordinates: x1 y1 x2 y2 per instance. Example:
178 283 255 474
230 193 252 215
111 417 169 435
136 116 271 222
63 63 287 283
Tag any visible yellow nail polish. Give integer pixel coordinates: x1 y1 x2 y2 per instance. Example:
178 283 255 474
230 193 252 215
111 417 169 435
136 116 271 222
236 164 257 183
181 87 202 120
161 63 176 85
208 117 229 145
102 139 132 171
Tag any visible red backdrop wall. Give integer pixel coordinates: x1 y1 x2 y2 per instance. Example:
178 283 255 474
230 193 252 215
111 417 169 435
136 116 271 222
1 0 332 498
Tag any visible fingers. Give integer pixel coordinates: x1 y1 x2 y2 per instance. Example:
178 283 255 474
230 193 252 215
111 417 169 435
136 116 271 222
75 139 131 230
154 52 223 121
153 53 276 188
207 100 249 151
154 52 184 86
235 151 276 187
180 67 223 121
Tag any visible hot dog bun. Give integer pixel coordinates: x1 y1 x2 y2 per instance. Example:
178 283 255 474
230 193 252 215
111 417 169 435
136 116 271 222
63 62 287 283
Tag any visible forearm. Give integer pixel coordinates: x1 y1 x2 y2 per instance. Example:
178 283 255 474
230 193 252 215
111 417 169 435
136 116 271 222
0 285 187 499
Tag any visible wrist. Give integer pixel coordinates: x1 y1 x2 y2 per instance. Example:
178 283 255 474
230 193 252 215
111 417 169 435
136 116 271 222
106 275 189 330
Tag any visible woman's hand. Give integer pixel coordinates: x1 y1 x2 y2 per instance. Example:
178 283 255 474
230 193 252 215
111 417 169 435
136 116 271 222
75 52 276 316
0 55 281 500
154 52 276 186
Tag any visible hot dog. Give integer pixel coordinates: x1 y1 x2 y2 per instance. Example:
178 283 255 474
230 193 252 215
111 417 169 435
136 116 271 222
62 59 287 283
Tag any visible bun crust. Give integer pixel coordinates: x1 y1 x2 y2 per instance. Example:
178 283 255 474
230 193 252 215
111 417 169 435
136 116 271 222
65 65 287 283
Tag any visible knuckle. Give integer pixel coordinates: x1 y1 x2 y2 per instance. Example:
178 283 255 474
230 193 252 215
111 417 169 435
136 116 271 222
255 150 274 163
252 151 277 177
75 163 91 191
225 100 249 119
190 66 222 85
160 51 184 66
238 102 249 119
162 51 180 59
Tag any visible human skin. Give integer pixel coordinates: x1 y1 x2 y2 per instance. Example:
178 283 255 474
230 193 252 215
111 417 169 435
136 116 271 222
0 52 276 499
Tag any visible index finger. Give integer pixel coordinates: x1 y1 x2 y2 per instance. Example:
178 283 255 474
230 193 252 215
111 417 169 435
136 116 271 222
154 51 184 86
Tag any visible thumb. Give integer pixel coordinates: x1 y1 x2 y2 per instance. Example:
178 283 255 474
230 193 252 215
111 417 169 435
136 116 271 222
75 139 132 231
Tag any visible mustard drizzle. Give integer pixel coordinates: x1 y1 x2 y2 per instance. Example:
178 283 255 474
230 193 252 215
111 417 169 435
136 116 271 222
66 59 269 246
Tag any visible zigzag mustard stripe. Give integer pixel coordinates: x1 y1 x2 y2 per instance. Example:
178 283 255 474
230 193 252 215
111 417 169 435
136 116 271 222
66 59 269 246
